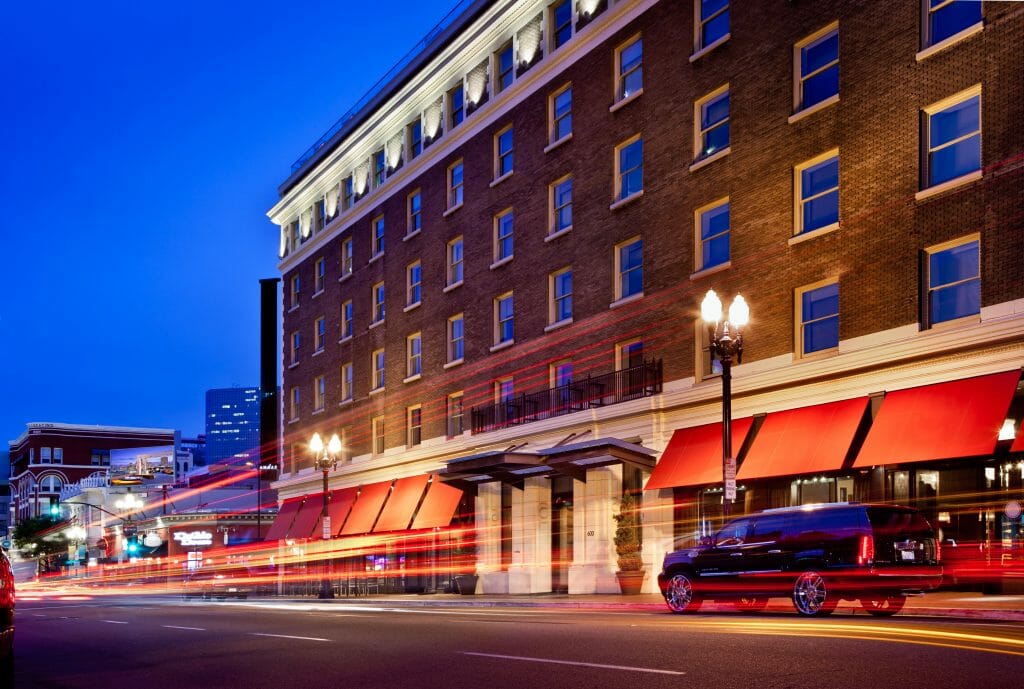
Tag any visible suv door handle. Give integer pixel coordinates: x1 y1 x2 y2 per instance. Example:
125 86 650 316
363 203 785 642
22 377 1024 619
768 550 782 554
730 552 743 556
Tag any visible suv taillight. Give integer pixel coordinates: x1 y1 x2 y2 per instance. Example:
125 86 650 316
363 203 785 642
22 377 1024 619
936 539 942 563
858 534 875 565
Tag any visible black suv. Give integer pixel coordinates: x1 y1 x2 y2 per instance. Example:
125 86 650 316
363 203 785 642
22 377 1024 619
658 503 942 617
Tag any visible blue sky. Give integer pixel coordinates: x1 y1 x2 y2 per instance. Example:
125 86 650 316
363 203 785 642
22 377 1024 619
0 0 452 441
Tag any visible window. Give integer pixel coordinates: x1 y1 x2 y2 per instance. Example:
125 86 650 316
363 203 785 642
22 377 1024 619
406 261 422 307
372 416 385 455
795 25 839 113
550 360 573 388
695 86 730 161
407 406 423 447
317 200 327 231
923 87 981 189
495 42 514 93
449 84 465 129
53 448 63 463
40 447 51 463
447 236 464 287
796 281 840 356
549 267 573 325
696 321 723 379
616 339 644 370
341 300 353 339
341 237 353 278
314 257 325 293
615 136 643 201
407 190 422 236
290 275 300 309
289 386 300 421
493 209 514 263
290 331 300 365
342 176 354 210
495 376 515 402
550 84 572 144
408 119 423 159
341 362 353 402
696 0 729 52
371 215 385 257
372 349 386 391
550 0 572 51
925 235 980 326
923 0 982 49
447 160 464 209
447 392 465 438
494 292 514 346
447 313 465 364
550 176 573 235
373 149 386 188
795 151 840 235
372 282 385 323
615 237 643 301
406 332 422 378
495 126 514 179
696 198 730 270
615 36 643 102
314 316 326 352
314 375 326 412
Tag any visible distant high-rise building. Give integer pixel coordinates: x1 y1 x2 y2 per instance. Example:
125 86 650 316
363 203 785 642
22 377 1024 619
205 388 261 465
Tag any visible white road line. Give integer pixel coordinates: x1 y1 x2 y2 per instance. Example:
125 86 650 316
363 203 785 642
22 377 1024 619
99 620 129 625
460 652 686 675
162 625 206 631
250 633 331 642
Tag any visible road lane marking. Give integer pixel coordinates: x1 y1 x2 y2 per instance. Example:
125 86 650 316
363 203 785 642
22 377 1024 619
460 652 686 675
250 633 331 642
162 625 206 631
99 620 129 625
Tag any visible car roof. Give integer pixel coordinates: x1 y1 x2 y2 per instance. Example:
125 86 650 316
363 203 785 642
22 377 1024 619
754 502 914 516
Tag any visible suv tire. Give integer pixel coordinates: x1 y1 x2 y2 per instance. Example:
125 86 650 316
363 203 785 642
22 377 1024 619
792 570 836 617
664 572 702 613
860 594 905 617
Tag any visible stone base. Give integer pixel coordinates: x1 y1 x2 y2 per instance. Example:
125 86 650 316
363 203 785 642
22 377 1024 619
479 571 509 594
568 563 620 594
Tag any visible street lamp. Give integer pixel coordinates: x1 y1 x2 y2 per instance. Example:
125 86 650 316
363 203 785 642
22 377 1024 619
310 432 341 599
701 289 749 519
114 490 145 559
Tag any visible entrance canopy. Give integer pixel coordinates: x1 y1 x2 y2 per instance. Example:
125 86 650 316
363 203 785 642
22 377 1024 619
645 417 755 490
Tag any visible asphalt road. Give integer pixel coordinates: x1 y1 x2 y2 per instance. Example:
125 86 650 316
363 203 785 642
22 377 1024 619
11 597 1024 689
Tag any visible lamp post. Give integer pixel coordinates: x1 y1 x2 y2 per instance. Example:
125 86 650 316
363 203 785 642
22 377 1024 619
114 490 145 560
65 525 88 576
701 289 749 519
310 432 341 599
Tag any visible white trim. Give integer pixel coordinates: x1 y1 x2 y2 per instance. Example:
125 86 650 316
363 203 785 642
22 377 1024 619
689 261 731 281
544 133 573 153
689 147 730 173
403 374 423 384
608 88 643 113
490 256 514 270
688 33 730 63
338 273 352 283
544 318 573 333
609 293 643 310
403 302 421 313
788 94 840 125
368 319 385 330
338 335 352 344
403 229 422 242
609 190 643 211
311 289 324 299
368 252 384 265
545 226 572 242
443 358 465 370
788 221 840 246
916 21 983 62
489 340 515 353
443 280 464 293
489 171 514 188
369 386 385 396
915 169 983 202
443 202 464 217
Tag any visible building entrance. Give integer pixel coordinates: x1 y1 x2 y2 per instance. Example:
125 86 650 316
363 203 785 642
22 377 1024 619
550 476 573 593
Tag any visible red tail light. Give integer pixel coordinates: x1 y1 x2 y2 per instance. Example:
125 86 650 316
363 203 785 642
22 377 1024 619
936 539 942 563
858 534 875 565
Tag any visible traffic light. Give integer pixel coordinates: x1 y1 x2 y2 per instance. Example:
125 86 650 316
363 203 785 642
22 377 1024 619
48 501 61 519
125 534 140 556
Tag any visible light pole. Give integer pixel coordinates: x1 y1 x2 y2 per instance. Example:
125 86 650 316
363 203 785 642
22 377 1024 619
701 289 749 519
114 490 145 560
65 525 88 576
310 432 341 599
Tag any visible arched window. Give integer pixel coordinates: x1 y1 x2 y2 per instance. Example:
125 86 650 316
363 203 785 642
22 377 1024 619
39 476 63 493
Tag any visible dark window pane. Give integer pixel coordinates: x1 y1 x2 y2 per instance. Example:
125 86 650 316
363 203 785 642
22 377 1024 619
803 283 839 321
930 98 979 147
703 122 729 156
930 1 981 45
802 32 838 75
703 233 729 268
930 135 980 185
929 242 978 287
702 0 728 18
701 203 730 240
803 157 839 197
805 315 839 353
803 189 839 231
930 279 980 323
702 93 730 129
703 9 729 47
803 65 839 108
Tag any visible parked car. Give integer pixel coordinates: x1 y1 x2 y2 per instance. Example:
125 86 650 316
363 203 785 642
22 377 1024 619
182 567 251 600
658 503 942 617
0 545 14 680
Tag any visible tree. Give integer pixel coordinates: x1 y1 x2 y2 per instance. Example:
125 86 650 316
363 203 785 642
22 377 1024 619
12 516 68 557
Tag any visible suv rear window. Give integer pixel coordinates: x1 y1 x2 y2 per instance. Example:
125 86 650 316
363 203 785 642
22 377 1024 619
866 508 932 536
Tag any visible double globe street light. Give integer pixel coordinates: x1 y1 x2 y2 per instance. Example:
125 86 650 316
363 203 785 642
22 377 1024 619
310 432 341 599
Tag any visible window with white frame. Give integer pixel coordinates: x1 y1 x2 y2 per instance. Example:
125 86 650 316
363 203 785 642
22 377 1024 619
314 374 326 411
695 86 730 161
314 257 325 293
290 275 300 309
314 316 326 352
495 42 514 93
40 447 52 463
923 0 982 49
696 0 729 53
407 406 423 447
493 209 514 263
925 235 980 327
615 136 643 201
923 87 981 189
372 282 385 323
550 176 573 235
449 84 465 129
447 236 464 287
407 190 422 236
371 215 385 257
495 376 515 403
447 160 464 209
696 198 730 271
795 150 840 235
796 280 840 356
447 392 465 437
615 237 643 301
447 313 465 363
341 237 353 277
289 386 300 421
549 0 572 51
341 300 353 339
615 35 643 102
549 267 573 325
407 332 422 378
616 339 644 370
550 360 573 388
373 149 386 188
317 200 326 231
341 362 353 402
53 448 63 464
494 292 514 345
372 348 386 391
794 24 839 113
696 321 723 379
550 84 572 144
342 176 354 210
407 118 423 159
372 415 385 455
495 126 514 179
407 261 422 307
290 331 300 365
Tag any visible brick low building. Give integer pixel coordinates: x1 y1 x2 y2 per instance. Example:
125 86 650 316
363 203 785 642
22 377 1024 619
266 0 1024 594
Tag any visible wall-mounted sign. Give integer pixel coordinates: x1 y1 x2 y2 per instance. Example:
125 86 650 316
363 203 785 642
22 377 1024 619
172 530 214 547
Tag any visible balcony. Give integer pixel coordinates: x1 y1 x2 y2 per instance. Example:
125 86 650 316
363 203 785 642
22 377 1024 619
470 359 662 434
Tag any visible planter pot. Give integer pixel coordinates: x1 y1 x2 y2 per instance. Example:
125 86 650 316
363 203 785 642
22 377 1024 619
453 574 478 595
615 570 646 595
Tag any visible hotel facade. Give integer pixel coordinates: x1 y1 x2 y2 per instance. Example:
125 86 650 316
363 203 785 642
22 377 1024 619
267 0 1024 594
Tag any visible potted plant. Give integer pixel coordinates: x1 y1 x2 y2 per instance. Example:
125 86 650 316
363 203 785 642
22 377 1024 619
613 494 646 594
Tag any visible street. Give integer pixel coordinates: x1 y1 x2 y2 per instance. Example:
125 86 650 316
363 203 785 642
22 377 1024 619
11 596 1024 688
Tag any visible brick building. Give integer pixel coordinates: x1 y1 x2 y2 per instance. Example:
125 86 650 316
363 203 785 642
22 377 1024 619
267 0 1024 594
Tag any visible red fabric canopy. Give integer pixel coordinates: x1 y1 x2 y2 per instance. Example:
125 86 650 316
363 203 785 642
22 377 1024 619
313 487 359 539
411 479 464 530
286 496 322 539
645 417 754 490
264 497 303 541
340 481 392 535
373 475 430 533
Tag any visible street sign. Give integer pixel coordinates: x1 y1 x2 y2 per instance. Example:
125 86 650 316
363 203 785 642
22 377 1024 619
725 457 737 501
322 516 332 540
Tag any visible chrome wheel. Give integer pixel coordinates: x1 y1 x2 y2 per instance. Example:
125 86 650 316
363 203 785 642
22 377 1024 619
664 572 701 613
792 571 834 616
861 594 905 617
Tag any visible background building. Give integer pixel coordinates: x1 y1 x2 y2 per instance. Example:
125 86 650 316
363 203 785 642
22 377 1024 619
267 0 1024 594
0 450 10 537
205 387 261 465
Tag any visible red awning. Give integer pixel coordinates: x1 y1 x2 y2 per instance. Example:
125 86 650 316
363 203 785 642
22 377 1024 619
853 370 1022 468
412 479 464 530
264 497 303 541
314 487 359 539
373 475 430 532
645 417 755 490
340 480 393 535
286 496 322 539
737 397 869 480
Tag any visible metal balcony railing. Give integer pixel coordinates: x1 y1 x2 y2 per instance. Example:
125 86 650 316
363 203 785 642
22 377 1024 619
470 359 662 434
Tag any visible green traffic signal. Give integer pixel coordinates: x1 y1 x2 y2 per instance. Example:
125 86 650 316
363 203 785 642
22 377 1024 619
125 535 140 555
49 503 61 518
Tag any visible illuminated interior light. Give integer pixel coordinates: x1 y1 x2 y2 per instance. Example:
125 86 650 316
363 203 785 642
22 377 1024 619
998 419 1016 441
466 61 488 105
299 209 312 238
517 16 542 65
324 183 339 218
386 133 404 169
580 0 600 16
423 97 443 138
353 162 369 195
279 225 288 257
